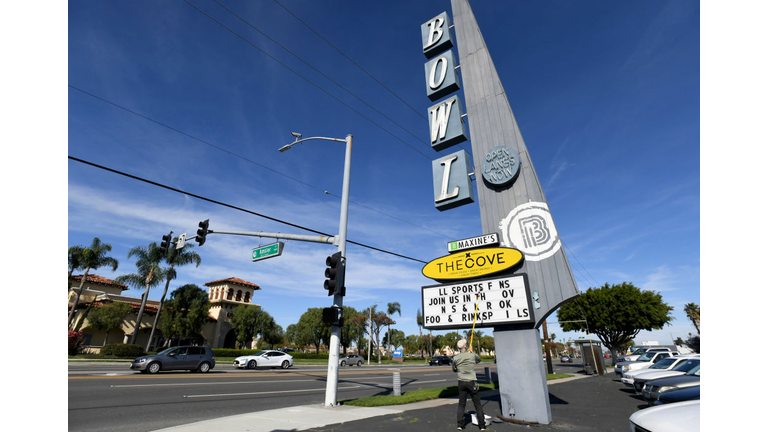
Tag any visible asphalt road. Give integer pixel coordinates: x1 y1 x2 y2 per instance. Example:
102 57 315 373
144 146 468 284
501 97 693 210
68 360 587 432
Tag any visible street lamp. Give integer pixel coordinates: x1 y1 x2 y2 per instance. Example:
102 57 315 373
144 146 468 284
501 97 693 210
367 300 381 365
279 132 352 408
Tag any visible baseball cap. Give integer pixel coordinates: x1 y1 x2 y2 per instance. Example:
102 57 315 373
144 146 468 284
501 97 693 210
457 339 467 349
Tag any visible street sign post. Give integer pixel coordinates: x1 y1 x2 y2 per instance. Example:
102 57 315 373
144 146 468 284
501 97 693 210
252 241 285 262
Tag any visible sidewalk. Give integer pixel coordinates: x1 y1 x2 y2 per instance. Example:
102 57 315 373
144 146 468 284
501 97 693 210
152 372 639 432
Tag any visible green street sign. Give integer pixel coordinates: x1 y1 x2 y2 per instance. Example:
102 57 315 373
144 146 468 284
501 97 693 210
252 241 284 262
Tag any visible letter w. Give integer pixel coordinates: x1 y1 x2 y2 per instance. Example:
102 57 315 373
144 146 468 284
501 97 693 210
430 99 455 143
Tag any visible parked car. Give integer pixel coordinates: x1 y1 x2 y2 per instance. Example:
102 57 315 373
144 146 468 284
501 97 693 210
429 355 452 366
631 357 700 394
614 350 675 377
560 355 572 363
618 346 675 362
233 350 293 369
642 364 700 405
277 347 295 353
621 355 699 389
629 400 699 432
130 345 215 374
655 385 700 405
339 354 364 366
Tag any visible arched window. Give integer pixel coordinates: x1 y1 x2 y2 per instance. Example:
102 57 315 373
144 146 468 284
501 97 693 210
244 292 251 303
227 289 234 300
236 290 242 302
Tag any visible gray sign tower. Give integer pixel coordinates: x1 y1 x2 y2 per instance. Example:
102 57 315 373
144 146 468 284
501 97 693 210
449 0 580 423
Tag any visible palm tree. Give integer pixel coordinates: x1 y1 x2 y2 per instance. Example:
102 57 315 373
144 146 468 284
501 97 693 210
684 303 700 334
68 245 85 286
115 242 166 345
145 241 201 351
386 302 401 356
416 308 425 362
68 238 119 326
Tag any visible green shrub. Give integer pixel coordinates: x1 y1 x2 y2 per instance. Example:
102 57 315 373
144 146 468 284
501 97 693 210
101 344 145 358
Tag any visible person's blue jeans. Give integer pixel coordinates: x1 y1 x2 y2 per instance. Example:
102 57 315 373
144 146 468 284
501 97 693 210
457 380 485 429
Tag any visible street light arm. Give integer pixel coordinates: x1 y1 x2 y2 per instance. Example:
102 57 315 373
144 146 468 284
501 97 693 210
279 136 347 152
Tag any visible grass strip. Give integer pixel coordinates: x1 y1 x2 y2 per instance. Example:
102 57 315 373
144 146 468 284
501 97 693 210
341 374 572 407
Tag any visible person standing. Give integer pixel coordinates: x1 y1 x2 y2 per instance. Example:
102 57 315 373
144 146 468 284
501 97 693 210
452 339 486 430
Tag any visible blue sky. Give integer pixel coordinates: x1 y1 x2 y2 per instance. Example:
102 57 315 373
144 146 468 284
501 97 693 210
60 0 705 347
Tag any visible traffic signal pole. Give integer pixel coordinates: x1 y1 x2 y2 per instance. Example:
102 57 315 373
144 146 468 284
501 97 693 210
325 134 352 407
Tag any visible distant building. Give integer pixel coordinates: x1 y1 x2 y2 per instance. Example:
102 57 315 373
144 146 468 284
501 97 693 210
68 274 261 352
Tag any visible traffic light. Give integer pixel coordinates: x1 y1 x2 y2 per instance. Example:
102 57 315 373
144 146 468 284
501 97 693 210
159 232 173 255
196 219 209 246
322 306 341 325
324 251 345 296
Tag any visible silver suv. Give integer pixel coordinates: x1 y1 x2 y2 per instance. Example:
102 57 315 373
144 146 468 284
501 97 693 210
130 346 216 374
339 354 364 366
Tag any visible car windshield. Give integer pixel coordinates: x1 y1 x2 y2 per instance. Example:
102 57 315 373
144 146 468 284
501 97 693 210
649 358 676 369
637 352 656 362
685 365 700 376
254 351 268 356
672 359 700 372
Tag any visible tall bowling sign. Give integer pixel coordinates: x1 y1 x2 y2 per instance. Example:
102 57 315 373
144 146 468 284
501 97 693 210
422 11 473 211
419 1 581 424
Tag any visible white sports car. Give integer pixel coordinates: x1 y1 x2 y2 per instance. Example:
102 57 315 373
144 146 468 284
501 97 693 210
233 350 294 369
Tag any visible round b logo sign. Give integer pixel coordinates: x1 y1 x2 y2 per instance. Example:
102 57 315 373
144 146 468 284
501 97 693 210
498 202 562 262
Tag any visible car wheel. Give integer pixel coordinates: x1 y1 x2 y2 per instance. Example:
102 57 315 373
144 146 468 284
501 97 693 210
147 362 161 374
341 361 346 367
357 361 363 367
248 360 257 369
281 361 290 369
198 362 211 373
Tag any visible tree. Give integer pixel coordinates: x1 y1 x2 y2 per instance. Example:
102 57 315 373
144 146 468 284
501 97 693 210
230 304 263 348
68 245 85 288
386 302 401 356
115 242 166 345
383 329 405 353
684 303 700 334
160 284 211 345
259 313 284 349
294 308 329 353
479 335 495 355
340 306 362 354
86 302 133 346
416 308 424 359
557 282 674 365
370 311 393 364
68 238 119 326
146 240 201 351
348 313 370 357
442 331 461 353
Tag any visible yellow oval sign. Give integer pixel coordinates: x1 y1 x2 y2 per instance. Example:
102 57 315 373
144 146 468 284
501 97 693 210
422 247 524 281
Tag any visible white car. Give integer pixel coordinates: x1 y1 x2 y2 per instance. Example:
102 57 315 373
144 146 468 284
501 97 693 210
233 350 294 369
614 350 674 377
629 400 699 432
621 355 700 389
632 357 700 394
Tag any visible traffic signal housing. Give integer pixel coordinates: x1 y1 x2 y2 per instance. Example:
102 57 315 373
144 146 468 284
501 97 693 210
324 251 345 296
196 219 209 246
159 232 172 255
322 306 341 325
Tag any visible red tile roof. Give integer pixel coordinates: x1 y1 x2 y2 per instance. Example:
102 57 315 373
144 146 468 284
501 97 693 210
70 274 128 290
204 277 261 289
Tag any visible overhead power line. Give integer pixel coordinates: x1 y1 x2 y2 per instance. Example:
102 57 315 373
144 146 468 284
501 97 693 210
182 0 434 160
68 84 452 239
68 155 428 264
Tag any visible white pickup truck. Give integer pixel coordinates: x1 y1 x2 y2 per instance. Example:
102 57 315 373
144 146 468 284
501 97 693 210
614 349 675 377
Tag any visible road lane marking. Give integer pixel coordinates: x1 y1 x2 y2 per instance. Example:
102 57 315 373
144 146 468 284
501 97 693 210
110 379 321 388
183 385 361 398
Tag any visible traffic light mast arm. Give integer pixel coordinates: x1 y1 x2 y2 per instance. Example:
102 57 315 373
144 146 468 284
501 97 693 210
203 230 336 245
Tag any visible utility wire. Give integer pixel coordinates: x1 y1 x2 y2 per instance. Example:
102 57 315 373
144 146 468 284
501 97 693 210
68 155 429 264
272 0 426 121
212 0 430 151
68 85 452 239
182 0 434 160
